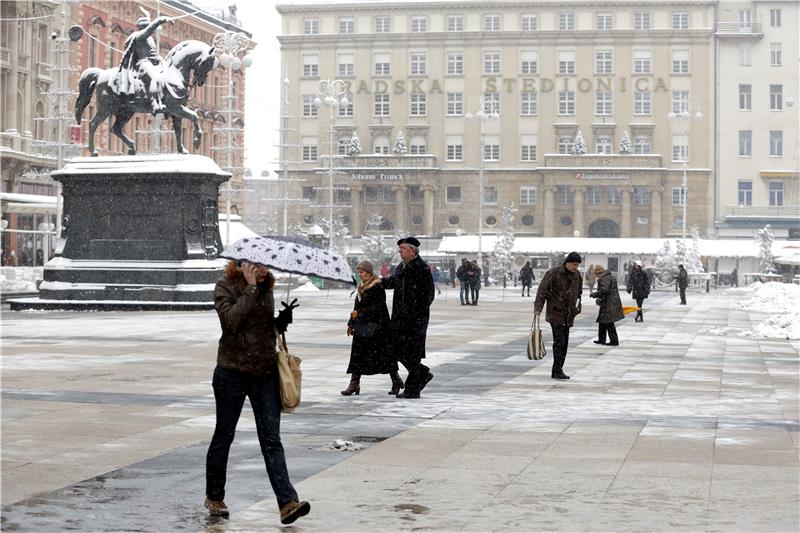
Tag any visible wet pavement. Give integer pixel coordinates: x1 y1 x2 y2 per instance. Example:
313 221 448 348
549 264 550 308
2 285 798 531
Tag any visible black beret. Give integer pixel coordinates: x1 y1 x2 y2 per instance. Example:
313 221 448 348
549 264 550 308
397 236 421 247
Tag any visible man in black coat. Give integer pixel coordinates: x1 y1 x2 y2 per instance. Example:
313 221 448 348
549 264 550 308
381 237 436 398
519 261 534 297
677 264 689 305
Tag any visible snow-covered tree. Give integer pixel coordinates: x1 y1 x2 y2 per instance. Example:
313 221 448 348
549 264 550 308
756 224 776 273
393 131 407 155
675 238 688 270
491 204 517 284
361 213 391 266
346 131 362 157
572 130 587 154
687 226 705 273
655 240 679 283
619 130 632 154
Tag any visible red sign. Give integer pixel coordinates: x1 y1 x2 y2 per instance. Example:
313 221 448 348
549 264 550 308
69 124 82 144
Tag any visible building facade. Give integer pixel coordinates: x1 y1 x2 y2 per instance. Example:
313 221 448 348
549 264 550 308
715 0 799 239
277 0 717 239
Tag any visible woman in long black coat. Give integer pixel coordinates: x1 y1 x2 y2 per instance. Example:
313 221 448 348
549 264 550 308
341 261 403 396
590 265 625 346
626 260 650 322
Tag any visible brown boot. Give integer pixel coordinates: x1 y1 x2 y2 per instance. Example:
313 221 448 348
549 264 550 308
280 500 310 524
340 374 360 396
204 496 229 517
388 371 404 395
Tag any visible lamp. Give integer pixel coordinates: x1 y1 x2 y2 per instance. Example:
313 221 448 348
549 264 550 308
465 95 499 267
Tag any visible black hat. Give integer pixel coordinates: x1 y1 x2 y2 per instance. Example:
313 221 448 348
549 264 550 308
564 251 583 264
397 236 421 247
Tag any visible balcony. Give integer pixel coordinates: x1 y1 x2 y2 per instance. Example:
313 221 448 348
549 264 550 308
321 154 438 169
715 22 763 39
724 204 800 220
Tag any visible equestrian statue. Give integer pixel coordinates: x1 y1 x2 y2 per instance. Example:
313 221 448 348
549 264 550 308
75 9 217 156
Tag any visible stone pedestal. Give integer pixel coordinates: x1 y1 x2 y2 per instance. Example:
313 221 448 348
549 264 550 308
10 155 230 311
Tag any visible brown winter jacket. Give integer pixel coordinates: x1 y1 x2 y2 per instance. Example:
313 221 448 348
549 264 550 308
214 270 280 376
534 264 583 327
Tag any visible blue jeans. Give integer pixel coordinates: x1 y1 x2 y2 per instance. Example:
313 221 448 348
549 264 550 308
205 366 298 506
459 283 470 304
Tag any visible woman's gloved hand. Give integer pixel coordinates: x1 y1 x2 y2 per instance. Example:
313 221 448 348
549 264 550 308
275 298 299 333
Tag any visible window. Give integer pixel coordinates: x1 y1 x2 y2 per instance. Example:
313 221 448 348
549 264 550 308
739 84 751 110
303 19 319 34
484 92 500 114
373 135 389 154
520 135 537 161
447 92 463 115
334 189 351 206
634 136 651 154
739 9 752 29
633 50 651 74
364 186 378 203
446 135 463 161
302 186 317 202
339 17 354 33
672 12 688 29
770 130 783 156
383 188 396 203
770 8 782 27
447 51 464 75
739 130 752 156
634 91 651 115
634 12 650 30
410 92 426 116
633 186 651 205
738 181 752 206
337 53 354 77
672 134 688 162
447 15 464 32
522 15 537 31
769 182 784 206
338 96 354 117
672 50 689 74
410 51 427 75
338 137 349 155
520 91 538 115
483 138 500 161
596 91 613 115
375 16 390 33
301 137 317 161
558 50 576 74
409 136 426 154
446 185 462 203
559 13 575 30
408 185 424 203
558 91 575 115
374 93 390 116
410 16 427 32
374 52 390 76
595 50 613 74
770 85 783 110
484 51 501 74
520 186 537 204
672 187 687 206
485 14 501 31
302 95 318 117
302 53 319 77
771 43 782 66
672 91 689 113
587 186 603 205
596 13 612 30
739 44 751 66
557 136 574 154
483 186 498 204
596 136 613 154
607 187 622 205
520 50 538 74
556 185 574 205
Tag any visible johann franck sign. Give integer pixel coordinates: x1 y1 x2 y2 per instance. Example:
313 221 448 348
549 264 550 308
352 173 404 181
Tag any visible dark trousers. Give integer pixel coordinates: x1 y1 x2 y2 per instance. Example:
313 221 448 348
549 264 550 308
398 354 430 395
597 322 619 345
470 286 480 304
521 282 531 296
635 297 645 321
679 287 687 304
550 324 570 375
206 366 298 506
459 283 470 304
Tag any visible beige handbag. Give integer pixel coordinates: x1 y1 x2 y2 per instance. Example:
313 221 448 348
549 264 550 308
527 315 547 360
276 331 302 409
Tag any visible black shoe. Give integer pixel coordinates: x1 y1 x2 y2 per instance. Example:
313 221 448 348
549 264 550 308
396 391 420 399
420 372 434 391
551 373 570 380
593 340 606 345
607 342 619 346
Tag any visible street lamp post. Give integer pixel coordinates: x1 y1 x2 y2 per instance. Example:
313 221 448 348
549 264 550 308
314 79 349 249
465 96 499 265
668 98 702 239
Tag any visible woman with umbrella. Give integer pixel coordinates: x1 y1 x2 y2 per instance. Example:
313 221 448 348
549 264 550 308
342 261 404 395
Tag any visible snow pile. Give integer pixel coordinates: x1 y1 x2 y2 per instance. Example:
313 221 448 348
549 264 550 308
0 267 42 293
321 439 366 452
294 282 321 292
739 282 800 339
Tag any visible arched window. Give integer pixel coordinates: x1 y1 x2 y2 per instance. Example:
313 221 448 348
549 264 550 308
34 100 45 140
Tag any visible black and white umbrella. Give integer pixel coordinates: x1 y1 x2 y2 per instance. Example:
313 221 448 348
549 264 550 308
220 236 354 284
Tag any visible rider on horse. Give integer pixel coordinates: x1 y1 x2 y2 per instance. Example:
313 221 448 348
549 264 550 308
118 11 173 115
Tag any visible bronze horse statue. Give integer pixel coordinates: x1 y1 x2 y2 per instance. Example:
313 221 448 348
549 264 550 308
75 40 217 156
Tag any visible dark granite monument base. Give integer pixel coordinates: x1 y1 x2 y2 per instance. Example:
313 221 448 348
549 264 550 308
11 155 230 311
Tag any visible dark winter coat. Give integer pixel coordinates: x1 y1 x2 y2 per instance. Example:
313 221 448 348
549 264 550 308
346 278 396 375
520 264 534 285
214 272 280 376
534 264 583 327
677 267 689 289
382 255 435 361
590 270 625 323
627 266 651 300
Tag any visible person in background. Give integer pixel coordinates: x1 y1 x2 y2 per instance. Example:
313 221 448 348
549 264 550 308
456 258 470 305
584 264 597 292
519 261 534 297
431 265 442 295
626 260 650 322
469 260 482 305
730 266 738 288
6 250 17 267
591 265 624 346
205 260 309 524
677 264 689 305
534 252 583 380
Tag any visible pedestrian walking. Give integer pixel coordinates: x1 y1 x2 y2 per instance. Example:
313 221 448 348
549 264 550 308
381 237 436 399
205 260 310 524
677 264 688 305
590 265 624 346
342 261 404 396
533 252 583 380
469 260 481 305
730 266 738 287
626 260 650 322
456 258 471 305
520 261 534 297
431 265 442 295
585 264 597 292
